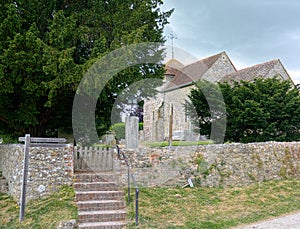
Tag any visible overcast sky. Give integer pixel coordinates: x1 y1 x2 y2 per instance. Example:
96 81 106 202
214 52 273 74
161 0 300 84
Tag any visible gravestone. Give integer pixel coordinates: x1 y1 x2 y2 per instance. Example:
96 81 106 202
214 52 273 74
101 132 115 145
125 116 139 149
155 119 164 142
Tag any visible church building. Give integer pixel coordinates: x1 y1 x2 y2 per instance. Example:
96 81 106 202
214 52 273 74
143 51 293 142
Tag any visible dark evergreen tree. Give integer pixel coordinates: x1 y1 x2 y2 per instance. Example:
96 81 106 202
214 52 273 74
0 0 173 138
186 77 300 143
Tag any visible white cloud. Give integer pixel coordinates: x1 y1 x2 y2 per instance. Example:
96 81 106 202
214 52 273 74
286 70 300 84
160 0 300 84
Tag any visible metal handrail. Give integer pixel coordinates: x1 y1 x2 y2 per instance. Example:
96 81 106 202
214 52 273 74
116 145 139 226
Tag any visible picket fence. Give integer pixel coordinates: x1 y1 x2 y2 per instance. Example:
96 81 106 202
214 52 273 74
74 146 114 172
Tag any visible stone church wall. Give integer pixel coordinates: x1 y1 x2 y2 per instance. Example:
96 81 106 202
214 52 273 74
163 86 196 139
143 93 164 141
143 85 197 142
202 52 236 82
122 141 300 188
267 61 291 81
0 144 74 200
143 52 236 142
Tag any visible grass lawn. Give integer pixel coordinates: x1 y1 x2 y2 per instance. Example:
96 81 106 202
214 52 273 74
126 179 300 228
142 140 213 148
1 179 300 228
0 185 77 229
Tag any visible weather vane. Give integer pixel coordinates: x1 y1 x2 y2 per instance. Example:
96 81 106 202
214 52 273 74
168 31 177 59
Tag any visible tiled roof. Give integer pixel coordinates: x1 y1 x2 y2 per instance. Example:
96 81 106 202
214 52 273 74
163 52 224 91
221 59 280 82
165 59 184 70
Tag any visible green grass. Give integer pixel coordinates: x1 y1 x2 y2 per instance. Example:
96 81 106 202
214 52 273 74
0 185 77 229
126 179 300 228
2 179 300 228
142 140 213 148
92 144 112 148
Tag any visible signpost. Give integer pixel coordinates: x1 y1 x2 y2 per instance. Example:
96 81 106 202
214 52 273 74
19 134 30 222
18 134 67 221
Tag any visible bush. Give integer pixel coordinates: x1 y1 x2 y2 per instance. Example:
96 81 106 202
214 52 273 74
110 123 125 140
0 133 18 144
110 122 143 140
139 122 143 131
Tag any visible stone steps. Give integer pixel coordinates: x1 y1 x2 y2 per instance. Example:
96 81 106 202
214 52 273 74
78 210 127 223
74 173 119 183
74 172 127 229
74 182 118 191
78 221 127 229
75 191 124 201
77 200 126 211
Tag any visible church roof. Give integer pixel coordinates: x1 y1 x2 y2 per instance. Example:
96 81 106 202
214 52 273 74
165 59 184 70
163 52 225 91
221 59 281 82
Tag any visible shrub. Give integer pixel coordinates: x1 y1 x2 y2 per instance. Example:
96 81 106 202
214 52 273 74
110 123 125 140
139 122 143 130
110 122 143 140
0 133 18 144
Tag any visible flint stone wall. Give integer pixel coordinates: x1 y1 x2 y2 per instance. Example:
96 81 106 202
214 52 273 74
0 144 74 200
122 142 300 187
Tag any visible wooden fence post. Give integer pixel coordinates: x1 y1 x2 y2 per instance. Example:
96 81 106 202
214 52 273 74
19 134 30 222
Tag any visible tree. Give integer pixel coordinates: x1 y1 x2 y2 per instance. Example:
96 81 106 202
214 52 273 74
130 101 144 122
0 0 173 138
184 80 226 143
186 77 300 143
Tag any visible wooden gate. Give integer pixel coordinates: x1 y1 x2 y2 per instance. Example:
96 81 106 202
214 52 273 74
74 146 114 172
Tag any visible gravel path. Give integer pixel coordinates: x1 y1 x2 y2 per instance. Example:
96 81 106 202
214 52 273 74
234 211 300 229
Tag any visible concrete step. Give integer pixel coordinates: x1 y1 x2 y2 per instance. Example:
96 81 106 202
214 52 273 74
74 172 127 228
78 210 126 223
74 173 119 183
75 191 124 201
77 200 126 211
74 182 118 191
78 221 127 229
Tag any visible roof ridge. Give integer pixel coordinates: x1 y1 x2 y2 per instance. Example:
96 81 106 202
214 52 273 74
183 51 225 70
220 59 283 83
163 51 232 91
199 51 224 62
165 58 184 69
236 59 279 72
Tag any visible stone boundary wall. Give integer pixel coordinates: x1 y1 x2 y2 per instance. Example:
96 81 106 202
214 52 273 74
122 142 300 188
0 144 74 200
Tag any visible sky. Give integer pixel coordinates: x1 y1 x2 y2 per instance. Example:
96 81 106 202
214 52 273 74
160 0 300 84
